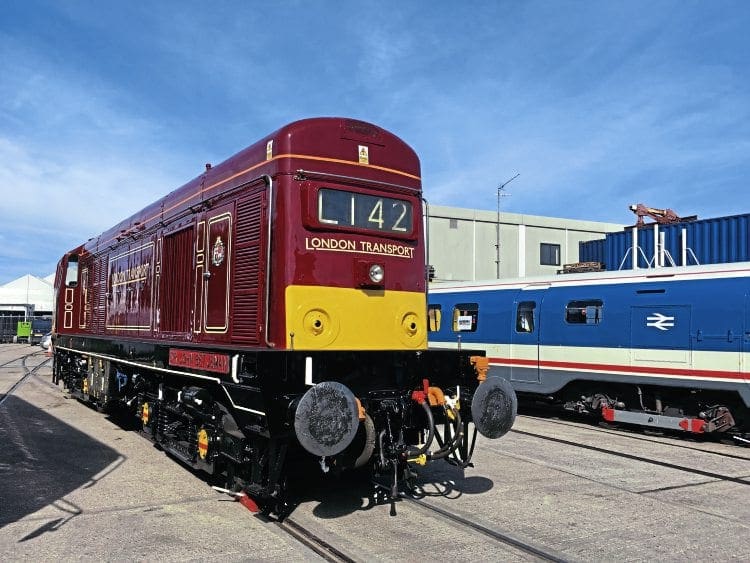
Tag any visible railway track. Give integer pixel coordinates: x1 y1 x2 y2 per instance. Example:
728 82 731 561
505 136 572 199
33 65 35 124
0 350 50 407
4 341 745 560
271 491 566 563
7 344 547 561
404 495 568 562
0 349 41 369
508 427 750 487
276 518 357 563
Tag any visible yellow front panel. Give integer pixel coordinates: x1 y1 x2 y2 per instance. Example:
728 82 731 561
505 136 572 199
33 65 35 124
285 285 427 350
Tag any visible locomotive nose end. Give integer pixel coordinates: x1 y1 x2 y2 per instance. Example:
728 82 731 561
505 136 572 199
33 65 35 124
294 381 360 457
470 376 517 439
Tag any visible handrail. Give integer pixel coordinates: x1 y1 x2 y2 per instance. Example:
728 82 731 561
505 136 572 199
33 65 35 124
262 174 274 348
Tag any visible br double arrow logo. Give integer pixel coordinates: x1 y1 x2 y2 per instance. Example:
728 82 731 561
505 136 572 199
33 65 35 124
646 313 675 331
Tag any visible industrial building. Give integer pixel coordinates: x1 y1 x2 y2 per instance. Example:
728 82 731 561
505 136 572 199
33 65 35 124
427 205 623 281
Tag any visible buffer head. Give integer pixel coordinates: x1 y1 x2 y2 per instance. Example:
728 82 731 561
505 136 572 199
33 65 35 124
294 381 359 457
470 376 517 439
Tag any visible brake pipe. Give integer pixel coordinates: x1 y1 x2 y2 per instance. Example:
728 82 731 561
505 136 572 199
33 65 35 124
429 405 464 460
405 401 436 458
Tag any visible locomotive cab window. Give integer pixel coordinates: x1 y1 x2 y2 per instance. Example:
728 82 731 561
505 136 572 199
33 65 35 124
316 188 413 235
566 299 603 324
516 301 536 332
428 304 442 332
65 254 79 287
452 303 478 332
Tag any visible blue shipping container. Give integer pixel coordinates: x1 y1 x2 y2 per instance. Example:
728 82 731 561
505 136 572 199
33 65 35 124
578 238 606 265
586 212 750 270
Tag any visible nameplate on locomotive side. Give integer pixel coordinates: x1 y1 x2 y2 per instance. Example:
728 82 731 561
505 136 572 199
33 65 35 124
169 348 230 374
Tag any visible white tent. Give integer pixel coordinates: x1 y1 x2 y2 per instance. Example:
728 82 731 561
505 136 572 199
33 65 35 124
0 274 54 314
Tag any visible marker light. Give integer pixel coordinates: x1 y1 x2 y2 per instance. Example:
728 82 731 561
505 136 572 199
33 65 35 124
369 264 384 284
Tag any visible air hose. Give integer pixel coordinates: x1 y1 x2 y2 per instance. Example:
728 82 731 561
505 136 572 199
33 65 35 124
406 400 436 457
428 405 464 460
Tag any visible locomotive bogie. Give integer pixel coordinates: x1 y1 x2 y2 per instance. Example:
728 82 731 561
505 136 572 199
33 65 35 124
53 340 510 511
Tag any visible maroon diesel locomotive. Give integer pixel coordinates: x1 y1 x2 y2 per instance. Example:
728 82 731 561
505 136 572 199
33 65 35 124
52 118 515 514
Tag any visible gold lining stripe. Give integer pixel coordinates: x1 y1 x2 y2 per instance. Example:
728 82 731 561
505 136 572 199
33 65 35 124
98 153 420 248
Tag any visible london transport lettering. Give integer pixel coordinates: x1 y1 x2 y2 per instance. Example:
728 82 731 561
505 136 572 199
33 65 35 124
108 243 155 287
305 236 414 258
169 348 230 374
110 262 151 286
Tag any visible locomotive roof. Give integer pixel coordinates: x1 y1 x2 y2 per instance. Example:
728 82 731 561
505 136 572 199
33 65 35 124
69 117 420 258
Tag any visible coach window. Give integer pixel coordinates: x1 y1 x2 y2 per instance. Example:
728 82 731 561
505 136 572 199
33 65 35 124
566 299 603 324
540 243 561 266
65 254 79 287
516 301 536 332
452 303 478 332
428 305 442 332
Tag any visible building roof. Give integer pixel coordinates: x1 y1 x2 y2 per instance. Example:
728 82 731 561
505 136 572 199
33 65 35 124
0 274 54 313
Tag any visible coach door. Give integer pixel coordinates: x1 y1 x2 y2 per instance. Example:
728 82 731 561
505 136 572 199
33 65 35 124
510 296 542 384
630 305 691 365
199 203 233 338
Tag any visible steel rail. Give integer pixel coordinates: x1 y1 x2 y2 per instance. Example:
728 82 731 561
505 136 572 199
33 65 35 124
276 518 357 563
404 496 568 562
0 352 51 407
510 428 750 486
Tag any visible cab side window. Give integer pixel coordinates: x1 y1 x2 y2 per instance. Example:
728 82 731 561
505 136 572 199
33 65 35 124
516 301 536 332
66 254 79 287
452 303 478 332
566 299 603 324
428 304 442 332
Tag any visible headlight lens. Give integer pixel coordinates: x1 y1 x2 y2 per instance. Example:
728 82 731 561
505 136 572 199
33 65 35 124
368 264 384 284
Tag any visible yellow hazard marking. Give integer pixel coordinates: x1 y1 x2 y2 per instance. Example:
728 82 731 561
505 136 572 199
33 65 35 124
197 429 209 460
408 454 427 466
285 285 426 350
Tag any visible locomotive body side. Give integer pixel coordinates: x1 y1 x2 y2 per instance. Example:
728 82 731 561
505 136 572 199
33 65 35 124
429 263 750 437
55 119 427 350
52 118 516 514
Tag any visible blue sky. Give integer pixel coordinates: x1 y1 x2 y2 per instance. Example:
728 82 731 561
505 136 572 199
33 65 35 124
1 1 749 284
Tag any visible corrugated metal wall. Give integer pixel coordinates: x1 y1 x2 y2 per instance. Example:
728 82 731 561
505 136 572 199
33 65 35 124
578 238 605 265
579 212 750 270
